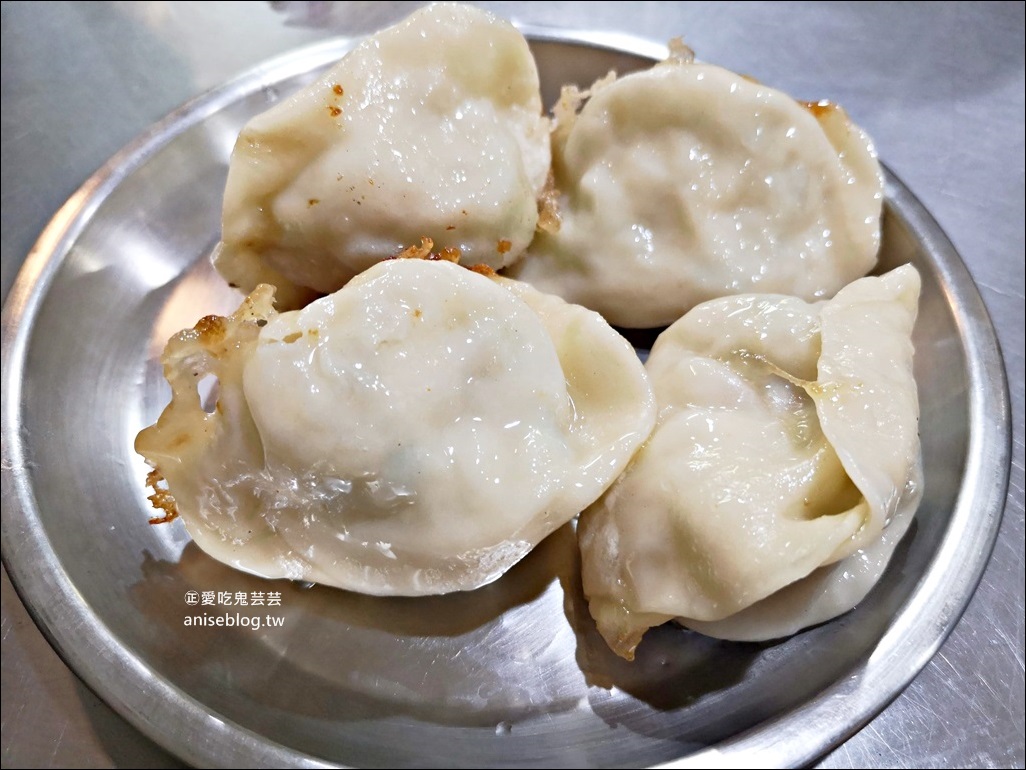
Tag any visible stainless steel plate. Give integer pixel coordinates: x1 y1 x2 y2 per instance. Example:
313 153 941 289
0 29 1011 769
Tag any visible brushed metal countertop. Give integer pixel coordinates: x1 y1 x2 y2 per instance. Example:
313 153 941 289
2 2 1023 767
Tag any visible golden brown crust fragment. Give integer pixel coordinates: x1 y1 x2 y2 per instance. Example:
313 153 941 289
436 247 461 262
193 315 227 345
390 238 462 264
536 170 561 234
396 236 435 260
145 469 179 525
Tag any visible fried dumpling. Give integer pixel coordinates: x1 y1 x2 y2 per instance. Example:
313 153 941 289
136 257 655 595
214 3 551 308
512 54 884 328
578 265 922 657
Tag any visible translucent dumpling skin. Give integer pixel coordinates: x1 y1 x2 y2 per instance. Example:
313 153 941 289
578 266 922 658
513 57 884 328
214 2 551 308
136 259 655 596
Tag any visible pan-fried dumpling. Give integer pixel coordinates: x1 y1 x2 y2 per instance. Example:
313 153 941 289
214 3 551 309
578 265 921 657
512 55 884 328
136 257 655 596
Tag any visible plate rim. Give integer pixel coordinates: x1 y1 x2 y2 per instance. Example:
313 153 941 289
0 26 1012 770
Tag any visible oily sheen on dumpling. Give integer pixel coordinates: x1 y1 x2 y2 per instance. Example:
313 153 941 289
513 56 884 328
578 266 922 658
136 258 655 595
214 3 550 308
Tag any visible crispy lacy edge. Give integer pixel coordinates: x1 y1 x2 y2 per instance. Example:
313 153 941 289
135 284 278 524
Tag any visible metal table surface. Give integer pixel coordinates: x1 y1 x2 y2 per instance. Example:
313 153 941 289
1 2 1022 768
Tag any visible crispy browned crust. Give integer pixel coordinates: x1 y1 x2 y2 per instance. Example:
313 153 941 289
145 469 179 525
389 237 463 264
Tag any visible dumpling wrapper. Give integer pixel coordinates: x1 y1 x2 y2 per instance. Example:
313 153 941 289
578 265 922 657
512 56 884 328
214 2 551 308
136 258 655 596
